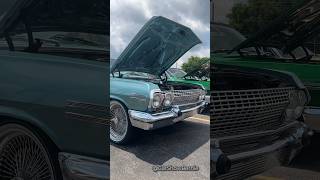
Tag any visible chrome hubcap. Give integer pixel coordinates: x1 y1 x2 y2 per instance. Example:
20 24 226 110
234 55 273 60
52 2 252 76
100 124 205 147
110 102 128 142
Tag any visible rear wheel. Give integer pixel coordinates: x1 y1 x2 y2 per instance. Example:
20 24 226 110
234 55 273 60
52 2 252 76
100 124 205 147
0 124 60 180
110 100 135 144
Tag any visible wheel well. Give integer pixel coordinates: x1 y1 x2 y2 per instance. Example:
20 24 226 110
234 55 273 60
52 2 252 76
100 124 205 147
0 116 60 152
110 98 128 110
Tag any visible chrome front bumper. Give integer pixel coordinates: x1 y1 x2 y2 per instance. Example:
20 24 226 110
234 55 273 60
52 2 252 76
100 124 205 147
129 101 206 130
211 122 313 178
304 106 320 132
59 153 109 180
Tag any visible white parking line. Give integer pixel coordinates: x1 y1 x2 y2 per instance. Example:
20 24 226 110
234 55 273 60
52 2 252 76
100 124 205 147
190 115 210 123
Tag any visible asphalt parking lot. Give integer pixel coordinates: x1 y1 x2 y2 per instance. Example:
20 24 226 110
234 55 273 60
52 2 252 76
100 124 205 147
111 115 210 180
249 133 320 180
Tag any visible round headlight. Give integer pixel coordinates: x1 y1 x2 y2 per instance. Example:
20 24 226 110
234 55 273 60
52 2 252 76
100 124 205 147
286 90 307 120
163 93 174 106
199 94 205 101
297 90 307 106
152 93 163 108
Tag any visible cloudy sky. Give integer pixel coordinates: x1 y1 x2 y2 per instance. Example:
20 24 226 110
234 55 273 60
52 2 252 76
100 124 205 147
110 0 210 67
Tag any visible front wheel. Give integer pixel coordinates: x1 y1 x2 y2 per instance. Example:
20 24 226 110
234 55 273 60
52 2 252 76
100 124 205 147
0 124 61 180
110 100 135 144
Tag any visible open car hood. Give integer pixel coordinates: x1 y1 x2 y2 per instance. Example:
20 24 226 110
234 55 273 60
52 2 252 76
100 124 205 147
0 0 108 36
233 0 320 54
111 16 201 76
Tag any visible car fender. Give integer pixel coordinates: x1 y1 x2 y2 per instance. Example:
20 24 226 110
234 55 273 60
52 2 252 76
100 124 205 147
0 105 59 148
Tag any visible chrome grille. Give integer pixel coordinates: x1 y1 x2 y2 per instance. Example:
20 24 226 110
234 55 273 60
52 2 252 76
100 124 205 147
211 87 294 138
165 89 206 105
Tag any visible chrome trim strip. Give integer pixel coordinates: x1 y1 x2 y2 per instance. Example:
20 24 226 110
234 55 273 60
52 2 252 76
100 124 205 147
211 121 299 143
180 101 207 113
304 106 320 116
66 101 107 112
227 125 310 161
65 112 109 126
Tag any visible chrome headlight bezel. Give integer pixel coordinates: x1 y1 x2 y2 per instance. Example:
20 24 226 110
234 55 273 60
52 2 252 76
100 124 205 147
163 92 174 107
285 89 307 120
152 92 164 109
149 90 175 110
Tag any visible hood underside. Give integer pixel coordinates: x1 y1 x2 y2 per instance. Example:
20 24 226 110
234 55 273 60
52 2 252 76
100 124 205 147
233 0 320 53
0 0 108 36
111 16 201 76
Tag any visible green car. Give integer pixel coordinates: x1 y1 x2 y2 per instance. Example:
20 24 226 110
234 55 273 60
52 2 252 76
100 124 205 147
212 1 320 132
211 62 313 179
110 16 207 144
166 67 210 100
0 0 109 179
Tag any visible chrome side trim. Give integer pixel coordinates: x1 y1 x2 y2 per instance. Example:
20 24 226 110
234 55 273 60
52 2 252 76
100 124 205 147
66 101 107 112
304 106 320 116
65 112 109 126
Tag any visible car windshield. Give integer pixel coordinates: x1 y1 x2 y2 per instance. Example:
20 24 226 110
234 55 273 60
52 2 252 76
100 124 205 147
212 24 315 60
167 68 187 78
212 24 246 52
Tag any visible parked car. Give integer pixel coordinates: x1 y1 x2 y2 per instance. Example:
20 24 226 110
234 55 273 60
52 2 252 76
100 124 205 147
166 67 210 102
212 0 320 132
0 0 109 179
166 67 210 91
110 16 207 144
211 63 313 179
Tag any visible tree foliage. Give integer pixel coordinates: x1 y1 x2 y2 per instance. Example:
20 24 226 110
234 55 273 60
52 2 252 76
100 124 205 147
227 0 303 36
181 56 210 78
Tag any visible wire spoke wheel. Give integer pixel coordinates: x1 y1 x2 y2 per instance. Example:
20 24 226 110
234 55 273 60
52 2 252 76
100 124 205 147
0 126 55 180
110 101 128 143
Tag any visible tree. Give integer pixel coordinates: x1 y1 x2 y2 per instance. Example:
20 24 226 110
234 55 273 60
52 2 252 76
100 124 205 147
181 56 210 78
227 0 303 36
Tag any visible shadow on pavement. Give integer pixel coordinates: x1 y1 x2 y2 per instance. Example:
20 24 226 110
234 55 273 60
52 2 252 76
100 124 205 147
112 119 209 165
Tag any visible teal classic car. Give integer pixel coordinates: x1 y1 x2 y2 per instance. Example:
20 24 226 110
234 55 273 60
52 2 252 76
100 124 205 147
212 0 320 132
110 16 207 144
0 0 109 179
211 63 313 179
